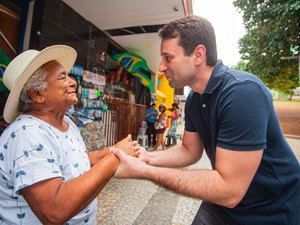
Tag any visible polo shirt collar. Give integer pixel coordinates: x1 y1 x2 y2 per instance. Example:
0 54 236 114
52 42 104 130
203 60 228 94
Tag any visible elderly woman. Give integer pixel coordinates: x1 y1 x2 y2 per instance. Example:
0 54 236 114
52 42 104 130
0 45 136 224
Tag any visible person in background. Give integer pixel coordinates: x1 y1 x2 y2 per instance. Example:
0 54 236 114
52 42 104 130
166 102 180 145
145 103 158 148
0 45 137 225
110 15 300 225
154 103 167 150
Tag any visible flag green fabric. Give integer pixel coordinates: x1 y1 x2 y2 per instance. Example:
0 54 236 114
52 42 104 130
112 52 154 91
0 48 10 97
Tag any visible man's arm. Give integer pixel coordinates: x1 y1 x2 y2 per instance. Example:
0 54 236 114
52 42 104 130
147 147 262 208
145 110 152 119
139 131 204 167
112 144 263 208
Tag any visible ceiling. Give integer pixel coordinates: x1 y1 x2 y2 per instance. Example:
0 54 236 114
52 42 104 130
63 0 194 73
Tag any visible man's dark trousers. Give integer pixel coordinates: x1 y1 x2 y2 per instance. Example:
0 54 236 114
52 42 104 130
147 122 156 147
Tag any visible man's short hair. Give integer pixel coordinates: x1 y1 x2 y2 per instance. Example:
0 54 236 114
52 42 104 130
159 15 217 66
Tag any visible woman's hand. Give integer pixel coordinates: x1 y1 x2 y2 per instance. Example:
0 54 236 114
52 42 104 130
114 134 138 157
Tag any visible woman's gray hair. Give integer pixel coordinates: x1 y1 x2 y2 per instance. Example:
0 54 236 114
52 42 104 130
18 66 48 112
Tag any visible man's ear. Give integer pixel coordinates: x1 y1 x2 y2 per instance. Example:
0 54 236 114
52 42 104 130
194 44 206 66
26 89 45 103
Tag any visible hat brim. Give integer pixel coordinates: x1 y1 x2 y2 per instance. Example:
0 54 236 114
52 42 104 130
3 45 77 123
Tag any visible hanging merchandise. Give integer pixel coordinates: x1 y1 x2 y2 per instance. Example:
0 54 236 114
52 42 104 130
112 52 154 91
78 82 107 150
70 65 84 77
83 70 105 86
68 66 106 124
80 120 106 151
79 86 104 120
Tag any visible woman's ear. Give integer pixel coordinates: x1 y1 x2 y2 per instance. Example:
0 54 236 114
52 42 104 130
194 44 206 66
26 89 45 103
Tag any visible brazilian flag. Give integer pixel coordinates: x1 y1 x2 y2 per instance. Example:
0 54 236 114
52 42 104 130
0 48 10 97
112 52 154 91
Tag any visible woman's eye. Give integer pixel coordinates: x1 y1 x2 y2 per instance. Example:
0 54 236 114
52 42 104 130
59 75 67 80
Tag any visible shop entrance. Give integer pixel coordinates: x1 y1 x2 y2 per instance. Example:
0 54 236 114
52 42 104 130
0 0 25 134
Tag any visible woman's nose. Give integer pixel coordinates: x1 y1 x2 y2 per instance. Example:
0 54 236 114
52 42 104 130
68 76 77 87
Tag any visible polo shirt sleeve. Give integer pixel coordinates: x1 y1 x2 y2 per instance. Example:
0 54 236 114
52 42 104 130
184 92 197 132
8 125 62 194
217 81 272 151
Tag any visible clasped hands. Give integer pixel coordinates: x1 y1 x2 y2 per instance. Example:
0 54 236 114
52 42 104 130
113 134 138 157
110 135 150 179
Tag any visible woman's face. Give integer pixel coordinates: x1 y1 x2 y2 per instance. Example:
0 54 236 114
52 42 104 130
159 106 165 112
39 61 78 110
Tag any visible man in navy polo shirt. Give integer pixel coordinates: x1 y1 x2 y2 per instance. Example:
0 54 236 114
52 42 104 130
111 15 300 225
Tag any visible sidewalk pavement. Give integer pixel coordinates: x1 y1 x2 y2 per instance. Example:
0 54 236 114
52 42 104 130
96 124 300 225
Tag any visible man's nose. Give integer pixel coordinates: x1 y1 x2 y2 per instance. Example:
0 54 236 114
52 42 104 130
158 60 167 73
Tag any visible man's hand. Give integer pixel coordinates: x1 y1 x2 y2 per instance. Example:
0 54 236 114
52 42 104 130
114 134 138 157
136 146 151 164
110 147 148 179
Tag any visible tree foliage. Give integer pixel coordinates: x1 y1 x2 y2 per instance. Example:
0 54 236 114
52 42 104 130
233 0 300 96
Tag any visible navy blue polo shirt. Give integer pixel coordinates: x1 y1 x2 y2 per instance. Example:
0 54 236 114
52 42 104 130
185 60 300 224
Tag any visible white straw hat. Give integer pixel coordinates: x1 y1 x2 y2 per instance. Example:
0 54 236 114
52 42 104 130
3 45 77 123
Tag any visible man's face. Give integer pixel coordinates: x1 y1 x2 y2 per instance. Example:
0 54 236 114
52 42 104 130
159 38 196 89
